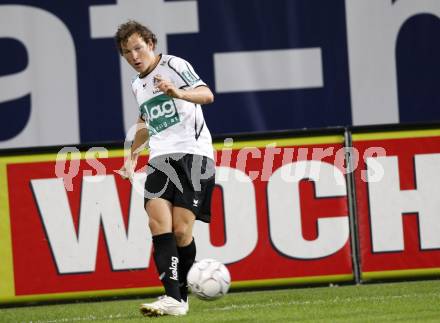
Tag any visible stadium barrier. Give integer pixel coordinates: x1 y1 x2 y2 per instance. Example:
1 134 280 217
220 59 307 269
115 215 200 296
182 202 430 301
351 126 440 281
0 123 439 304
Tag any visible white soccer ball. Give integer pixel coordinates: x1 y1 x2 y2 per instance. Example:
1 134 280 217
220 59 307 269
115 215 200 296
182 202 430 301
187 258 231 300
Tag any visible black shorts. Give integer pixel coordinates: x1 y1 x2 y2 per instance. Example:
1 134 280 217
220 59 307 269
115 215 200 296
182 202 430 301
144 153 215 223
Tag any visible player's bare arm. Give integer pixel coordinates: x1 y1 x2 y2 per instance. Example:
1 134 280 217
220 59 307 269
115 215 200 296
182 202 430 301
118 117 148 180
154 75 214 105
130 117 149 160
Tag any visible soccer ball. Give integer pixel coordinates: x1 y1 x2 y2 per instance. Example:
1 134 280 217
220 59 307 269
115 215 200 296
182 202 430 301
187 258 231 300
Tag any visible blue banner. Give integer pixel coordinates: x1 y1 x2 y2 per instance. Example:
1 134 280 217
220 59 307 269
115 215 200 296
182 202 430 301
0 0 439 148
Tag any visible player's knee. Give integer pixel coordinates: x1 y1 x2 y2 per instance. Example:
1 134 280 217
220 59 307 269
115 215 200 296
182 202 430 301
146 209 170 234
173 224 191 245
148 217 163 235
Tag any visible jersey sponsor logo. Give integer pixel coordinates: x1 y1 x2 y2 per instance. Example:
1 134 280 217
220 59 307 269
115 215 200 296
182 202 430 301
140 94 180 135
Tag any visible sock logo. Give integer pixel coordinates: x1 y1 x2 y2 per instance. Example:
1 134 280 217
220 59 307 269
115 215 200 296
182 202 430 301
169 256 179 281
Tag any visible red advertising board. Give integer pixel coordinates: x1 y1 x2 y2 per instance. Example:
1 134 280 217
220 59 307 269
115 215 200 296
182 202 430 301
0 135 354 303
353 129 440 280
205 138 353 286
8 156 154 296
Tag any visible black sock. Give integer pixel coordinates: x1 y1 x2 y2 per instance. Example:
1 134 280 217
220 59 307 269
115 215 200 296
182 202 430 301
152 233 181 301
177 238 196 301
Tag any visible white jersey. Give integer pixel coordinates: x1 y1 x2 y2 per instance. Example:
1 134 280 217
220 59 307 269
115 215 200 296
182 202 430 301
131 54 214 160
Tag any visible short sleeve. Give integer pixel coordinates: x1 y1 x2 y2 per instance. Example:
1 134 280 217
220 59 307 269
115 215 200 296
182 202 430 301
167 56 207 89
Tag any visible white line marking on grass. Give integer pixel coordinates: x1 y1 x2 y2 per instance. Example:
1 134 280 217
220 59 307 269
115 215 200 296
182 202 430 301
205 292 440 312
23 292 440 322
28 313 136 323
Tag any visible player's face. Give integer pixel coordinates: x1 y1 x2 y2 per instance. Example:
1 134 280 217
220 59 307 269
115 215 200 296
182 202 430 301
122 33 155 73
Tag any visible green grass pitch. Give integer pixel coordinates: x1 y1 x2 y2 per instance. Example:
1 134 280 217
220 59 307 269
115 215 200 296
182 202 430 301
1 280 439 322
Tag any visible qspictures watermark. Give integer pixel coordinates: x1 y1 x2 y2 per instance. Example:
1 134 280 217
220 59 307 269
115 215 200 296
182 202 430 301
53 139 386 194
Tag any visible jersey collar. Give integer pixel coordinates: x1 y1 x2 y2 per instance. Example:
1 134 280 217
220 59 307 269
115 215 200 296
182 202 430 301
139 53 162 79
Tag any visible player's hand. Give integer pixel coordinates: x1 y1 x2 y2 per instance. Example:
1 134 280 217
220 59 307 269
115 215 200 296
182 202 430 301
154 75 182 99
115 158 137 180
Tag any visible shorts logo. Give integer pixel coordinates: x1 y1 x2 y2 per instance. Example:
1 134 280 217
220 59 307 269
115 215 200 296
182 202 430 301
140 94 180 135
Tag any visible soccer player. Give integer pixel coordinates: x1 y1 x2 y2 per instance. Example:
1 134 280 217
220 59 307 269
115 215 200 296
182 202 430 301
114 21 215 316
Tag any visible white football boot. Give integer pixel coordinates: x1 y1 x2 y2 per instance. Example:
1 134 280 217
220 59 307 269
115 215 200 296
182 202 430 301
181 297 189 314
140 295 187 316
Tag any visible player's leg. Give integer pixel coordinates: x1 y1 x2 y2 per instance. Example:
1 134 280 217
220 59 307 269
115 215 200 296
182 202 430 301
172 154 215 302
140 198 186 316
140 157 187 316
146 197 173 235
146 198 182 301
172 206 196 303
